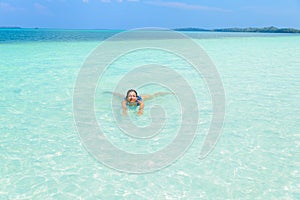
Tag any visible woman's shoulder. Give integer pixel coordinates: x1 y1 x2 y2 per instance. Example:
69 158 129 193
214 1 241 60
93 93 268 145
137 95 143 101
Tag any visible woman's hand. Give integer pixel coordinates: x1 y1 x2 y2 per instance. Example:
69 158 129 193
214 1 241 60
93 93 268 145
137 109 143 115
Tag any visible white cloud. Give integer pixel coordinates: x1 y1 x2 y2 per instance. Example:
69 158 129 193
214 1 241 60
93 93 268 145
82 0 89 3
34 3 47 11
145 1 230 12
33 3 51 15
0 2 18 11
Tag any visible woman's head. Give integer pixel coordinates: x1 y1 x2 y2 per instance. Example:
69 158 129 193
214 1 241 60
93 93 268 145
126 89 138 102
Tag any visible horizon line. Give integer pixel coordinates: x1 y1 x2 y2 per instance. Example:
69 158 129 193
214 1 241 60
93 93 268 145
1 25 300 30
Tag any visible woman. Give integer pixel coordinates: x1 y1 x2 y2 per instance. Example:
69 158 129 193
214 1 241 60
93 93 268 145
122 89 171 116
122 89 144 115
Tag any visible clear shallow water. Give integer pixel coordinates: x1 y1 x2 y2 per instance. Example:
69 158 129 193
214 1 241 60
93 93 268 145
1 29 300 199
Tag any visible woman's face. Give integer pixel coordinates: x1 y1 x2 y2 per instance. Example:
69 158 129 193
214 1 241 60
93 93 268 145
127 91 137 102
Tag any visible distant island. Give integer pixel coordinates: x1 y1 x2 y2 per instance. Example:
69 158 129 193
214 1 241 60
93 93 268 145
0 26 22 29
174 26 300 33
1 26 300 33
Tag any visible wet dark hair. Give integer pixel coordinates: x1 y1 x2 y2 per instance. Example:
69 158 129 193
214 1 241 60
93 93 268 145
126 89 137 98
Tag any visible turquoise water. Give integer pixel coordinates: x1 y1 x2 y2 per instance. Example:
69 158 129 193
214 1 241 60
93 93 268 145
1 29 300 199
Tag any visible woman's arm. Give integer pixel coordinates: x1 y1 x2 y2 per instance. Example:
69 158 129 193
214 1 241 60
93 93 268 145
137 100 144 115
141 92 172 101
122 100 127 116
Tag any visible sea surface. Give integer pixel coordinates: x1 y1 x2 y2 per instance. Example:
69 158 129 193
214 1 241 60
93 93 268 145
1 28 300 199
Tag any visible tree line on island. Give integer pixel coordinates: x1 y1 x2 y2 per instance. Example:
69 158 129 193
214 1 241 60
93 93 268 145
174 26 300 33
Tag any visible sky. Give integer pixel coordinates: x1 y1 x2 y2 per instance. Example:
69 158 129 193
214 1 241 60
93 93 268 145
0 0 300 29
